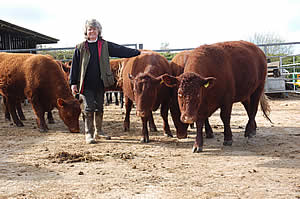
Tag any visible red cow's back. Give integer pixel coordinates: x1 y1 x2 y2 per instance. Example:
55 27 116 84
185 41 267 103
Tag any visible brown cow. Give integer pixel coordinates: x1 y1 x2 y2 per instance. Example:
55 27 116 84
2 59 71 124
162 41 271 152
125 51 188 142
0 53 82 132
170 50 213 138
109 57 158 132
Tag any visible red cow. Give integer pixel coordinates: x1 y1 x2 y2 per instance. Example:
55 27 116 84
0 53 82 132
170 50 213 138
109 57 158 132
2 59 71 124
125 51 188 142
162 41 271 152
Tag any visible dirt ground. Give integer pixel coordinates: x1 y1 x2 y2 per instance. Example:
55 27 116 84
0 94 299 199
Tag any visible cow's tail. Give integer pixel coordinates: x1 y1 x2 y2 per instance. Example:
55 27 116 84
260 93 273 123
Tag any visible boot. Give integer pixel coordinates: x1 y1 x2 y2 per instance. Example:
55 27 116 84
84 111 96 144
94 112 111 140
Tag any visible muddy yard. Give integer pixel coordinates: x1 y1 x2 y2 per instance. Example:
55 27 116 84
0 94 299 199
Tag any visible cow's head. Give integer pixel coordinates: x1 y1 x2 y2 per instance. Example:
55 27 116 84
162 72 216 124
129 72 162 117
57 97 82 133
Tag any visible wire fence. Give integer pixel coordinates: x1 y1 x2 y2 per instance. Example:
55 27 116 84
1 42 300 95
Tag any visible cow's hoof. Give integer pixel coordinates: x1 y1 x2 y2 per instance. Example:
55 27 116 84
192 146 203 153
48 119 55 124
140 137 150 143
245 130 256 138
164 132 173 138
223 140 233 146
123 124 130 132
206 133 214 139
20 116 26 121
16 122 24 127
39 128 48 133
150 127 158 132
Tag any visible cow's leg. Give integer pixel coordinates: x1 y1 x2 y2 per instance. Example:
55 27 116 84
148 112 157 132
120 91 124 108
169 99 188 139
16 102 26 120
244 87 263 138
105 92 110 106
160 103 173 137
193 119 204 153
33 109 48 132
30 99 48 132
108 92 112 104
124 97 133 131
2 97 11 121
4 107 11 121
7 99 24 127
189 123 195 129
47 111 55 124
140 116 150 143
220 104 233 146
204 118 214 138
114 92 119 106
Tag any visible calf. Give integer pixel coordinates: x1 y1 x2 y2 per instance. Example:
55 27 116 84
162 41 271 152
109 58 157 130
124 52 188 142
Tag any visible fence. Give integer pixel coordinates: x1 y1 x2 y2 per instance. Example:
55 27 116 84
1 43 300 95
266 54 300 94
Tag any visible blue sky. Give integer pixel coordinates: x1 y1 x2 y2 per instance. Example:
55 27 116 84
2 0 300 53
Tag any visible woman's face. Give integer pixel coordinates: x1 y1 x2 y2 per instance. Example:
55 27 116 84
87 26 99 40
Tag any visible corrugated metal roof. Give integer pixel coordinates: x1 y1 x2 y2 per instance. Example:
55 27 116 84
0 19 59 44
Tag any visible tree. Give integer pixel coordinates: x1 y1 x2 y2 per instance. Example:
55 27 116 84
159 42 176 61
160 42 170 51
248 32 294 56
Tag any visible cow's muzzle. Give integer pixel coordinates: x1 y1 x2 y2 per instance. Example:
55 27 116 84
136 110 146 117
69 127 80 133
181 115 194 124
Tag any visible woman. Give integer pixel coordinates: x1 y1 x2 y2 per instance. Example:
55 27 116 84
69 19 141 144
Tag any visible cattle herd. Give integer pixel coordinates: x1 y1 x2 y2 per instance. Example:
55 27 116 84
0 40 271 152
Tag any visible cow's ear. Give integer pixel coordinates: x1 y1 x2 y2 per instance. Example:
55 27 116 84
203 77 216 89
160 74 179 87
57 98 66 108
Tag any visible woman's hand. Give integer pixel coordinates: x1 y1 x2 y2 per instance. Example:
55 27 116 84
71 85 78 95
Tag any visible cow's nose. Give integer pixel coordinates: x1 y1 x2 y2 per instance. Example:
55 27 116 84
69 127 80 133
136 110 145 117
181 115 194 124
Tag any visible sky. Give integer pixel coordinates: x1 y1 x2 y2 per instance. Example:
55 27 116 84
2 0 300 53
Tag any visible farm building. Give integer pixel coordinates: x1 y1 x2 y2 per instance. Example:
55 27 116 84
0 19 58 51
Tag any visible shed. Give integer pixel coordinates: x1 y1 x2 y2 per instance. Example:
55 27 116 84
0 19 59 50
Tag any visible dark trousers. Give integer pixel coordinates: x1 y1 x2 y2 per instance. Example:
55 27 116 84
82 88 105 113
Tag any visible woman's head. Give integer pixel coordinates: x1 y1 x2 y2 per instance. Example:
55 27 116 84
84 19 102 40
